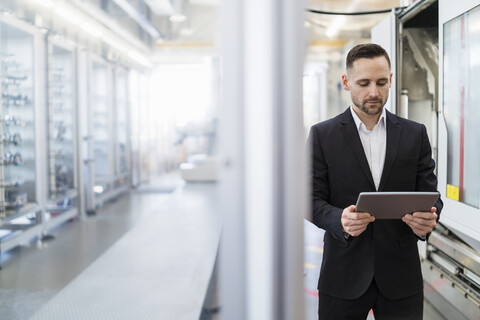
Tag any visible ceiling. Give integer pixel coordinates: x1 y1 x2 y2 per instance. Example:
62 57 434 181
306 0 402 43
304 0 405 59
88 0 407 53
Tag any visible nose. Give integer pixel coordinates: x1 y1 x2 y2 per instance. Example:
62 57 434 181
369 84 379 97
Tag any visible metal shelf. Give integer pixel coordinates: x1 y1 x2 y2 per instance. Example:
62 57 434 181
0 202 40 227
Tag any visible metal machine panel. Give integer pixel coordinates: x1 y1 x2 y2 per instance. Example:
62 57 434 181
438 0 480 252
371 13 397 113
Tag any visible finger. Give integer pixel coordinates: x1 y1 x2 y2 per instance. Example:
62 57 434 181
410 214 438 227
343 216 374 227
412 211 437 220
346 224 369 234
350 225 369 236
402 219 422 234
344 211 373 220
403 218 435 234
344 219 373 231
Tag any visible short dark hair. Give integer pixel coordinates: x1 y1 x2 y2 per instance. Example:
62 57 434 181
346 43 391 70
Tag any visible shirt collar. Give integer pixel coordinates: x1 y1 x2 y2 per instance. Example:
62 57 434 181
350 105 386 131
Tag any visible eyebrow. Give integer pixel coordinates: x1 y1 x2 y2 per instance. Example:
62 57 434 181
356 77 388 83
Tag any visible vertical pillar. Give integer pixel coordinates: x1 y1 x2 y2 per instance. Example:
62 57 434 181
219 0 306 319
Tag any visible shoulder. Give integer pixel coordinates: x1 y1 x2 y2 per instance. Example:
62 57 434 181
311 109 349 133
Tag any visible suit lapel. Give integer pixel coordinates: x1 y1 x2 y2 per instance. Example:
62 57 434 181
378 110 401 191
339 109 375 189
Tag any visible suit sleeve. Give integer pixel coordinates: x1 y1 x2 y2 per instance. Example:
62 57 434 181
416 124 443 239
308 126 347 242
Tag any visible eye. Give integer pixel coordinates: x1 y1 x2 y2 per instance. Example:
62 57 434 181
358 82 369 87
377 80 387 86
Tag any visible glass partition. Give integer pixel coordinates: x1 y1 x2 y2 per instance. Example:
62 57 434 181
443 5 480 208
115 67 128 178
0 21 38 240
91 60 111 193
46 42 77 217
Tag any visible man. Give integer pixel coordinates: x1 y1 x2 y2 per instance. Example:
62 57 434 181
308 43 443 319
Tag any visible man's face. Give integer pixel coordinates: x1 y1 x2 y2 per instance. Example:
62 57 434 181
342 57 392 116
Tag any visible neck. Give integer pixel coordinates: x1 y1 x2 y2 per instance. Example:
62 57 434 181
352 105 381 130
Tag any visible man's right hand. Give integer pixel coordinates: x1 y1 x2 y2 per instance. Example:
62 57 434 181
341 205 375 237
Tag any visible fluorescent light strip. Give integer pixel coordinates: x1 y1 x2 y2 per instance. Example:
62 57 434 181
169 14 186 22
82 23 103 38
128 50 152 67
54 6 82 25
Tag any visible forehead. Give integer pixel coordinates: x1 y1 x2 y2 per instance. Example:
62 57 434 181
348 57 391 79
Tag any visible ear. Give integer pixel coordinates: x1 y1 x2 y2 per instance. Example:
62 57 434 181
342 74 350 91
388 72 393 88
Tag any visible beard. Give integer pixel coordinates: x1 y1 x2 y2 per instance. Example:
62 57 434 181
351 96 386 116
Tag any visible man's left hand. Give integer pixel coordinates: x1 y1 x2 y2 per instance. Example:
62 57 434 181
402 207 437 237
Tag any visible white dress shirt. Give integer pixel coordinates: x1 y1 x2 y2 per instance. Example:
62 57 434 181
350 106 387 191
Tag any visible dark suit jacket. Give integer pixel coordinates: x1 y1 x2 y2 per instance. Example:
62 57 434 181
308 107 443 300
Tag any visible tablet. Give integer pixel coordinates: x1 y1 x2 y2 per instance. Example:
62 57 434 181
355 192 439 219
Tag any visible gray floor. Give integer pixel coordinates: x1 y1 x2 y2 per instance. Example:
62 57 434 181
0 180 178 320
28 181 221 320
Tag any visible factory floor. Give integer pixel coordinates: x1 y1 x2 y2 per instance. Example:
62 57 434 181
0 172 445 319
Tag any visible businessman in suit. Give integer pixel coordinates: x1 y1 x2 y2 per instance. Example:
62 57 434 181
308 43 443 319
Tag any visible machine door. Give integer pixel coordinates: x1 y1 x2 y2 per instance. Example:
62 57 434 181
438 0 480 251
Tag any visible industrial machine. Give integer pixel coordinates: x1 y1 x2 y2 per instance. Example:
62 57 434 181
374 1 480 318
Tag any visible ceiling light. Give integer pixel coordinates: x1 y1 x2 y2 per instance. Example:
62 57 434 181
169 14 186 22
128 50 153 67
144 0 174 16
54 7 82 25
326 16 346 38
82 23 103 38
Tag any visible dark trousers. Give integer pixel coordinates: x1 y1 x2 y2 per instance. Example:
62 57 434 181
318 278 423 320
